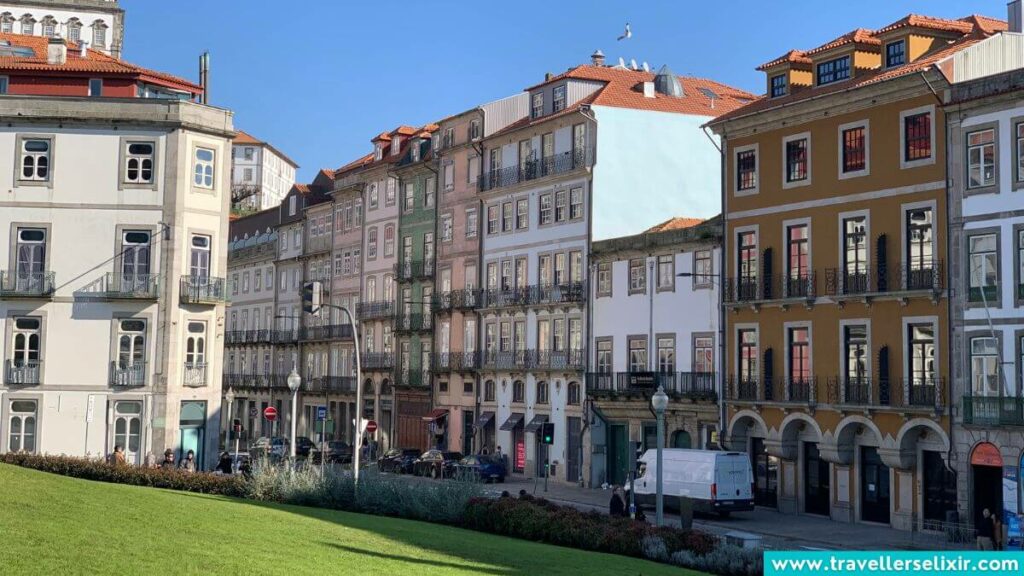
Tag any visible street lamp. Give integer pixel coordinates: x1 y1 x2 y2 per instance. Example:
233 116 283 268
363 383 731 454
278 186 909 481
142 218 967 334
224 387 235 451
287 369 301 462
651 385 669 527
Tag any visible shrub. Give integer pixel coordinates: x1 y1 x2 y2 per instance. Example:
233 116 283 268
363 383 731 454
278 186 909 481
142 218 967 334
0 453 246 497
671 544 763 576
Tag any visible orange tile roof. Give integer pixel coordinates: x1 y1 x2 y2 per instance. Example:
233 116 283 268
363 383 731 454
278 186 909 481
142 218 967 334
804 28 881 57
0 32 202 93
874 14 974 35
334 152 374 175
709 14 1006 126
757 50 812 71
645 217 705 233
318 168 335 181
233 130 263 145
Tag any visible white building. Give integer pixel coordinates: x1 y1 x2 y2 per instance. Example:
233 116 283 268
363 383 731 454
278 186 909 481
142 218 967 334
0 38 232 469
0 0 123 57
231 130 298 213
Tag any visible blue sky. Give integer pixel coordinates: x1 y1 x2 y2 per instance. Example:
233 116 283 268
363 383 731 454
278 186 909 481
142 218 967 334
123 0 1000 181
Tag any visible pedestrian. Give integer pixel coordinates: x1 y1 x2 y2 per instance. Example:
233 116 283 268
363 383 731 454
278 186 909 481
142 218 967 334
178 449 197 473
215 451 233 474
481 447 489 456
978 508 996 550
159 449 176 470
609 486 627 517
144 452 157 469
495 445 504 469
108 445 127 466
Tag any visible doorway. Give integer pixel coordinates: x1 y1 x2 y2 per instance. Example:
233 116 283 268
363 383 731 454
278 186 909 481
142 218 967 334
804 442 830 516
751 437 778 508
861 446 890 524
922 450 957 527
608 424 628 487
971 442 1004 529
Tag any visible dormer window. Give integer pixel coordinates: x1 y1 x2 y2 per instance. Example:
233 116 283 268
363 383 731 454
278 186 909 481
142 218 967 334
469 119 481 140
531 92 544 119
411 140 420 162
443 127 454 148
374 143 383 161
391 137 401 156
885 40 906 68
770 74 787 98
553 85 566 112
816 56 850 86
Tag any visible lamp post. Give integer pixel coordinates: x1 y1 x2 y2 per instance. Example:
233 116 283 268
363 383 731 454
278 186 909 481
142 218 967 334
651 385 669 527
287 369 301 462
224 387 235 452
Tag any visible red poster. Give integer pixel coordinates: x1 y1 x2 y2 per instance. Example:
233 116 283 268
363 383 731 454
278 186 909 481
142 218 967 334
515 440 526 471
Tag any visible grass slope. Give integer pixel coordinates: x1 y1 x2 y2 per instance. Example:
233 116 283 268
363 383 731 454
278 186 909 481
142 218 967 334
0 464 702 575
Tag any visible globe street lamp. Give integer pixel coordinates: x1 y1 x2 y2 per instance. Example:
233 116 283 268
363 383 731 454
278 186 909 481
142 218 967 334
651 385 669 527
224 387 235 452
287 369 302 462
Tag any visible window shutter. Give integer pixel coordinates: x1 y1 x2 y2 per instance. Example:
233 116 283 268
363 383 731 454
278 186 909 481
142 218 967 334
762 247 773 299
876 234 888 291
763 347 774 401
877 345 889 406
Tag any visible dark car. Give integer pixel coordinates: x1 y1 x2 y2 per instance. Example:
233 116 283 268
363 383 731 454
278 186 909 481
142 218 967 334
453 455 506 483
413 450 464 479
295 436 317 458
312 441 352 464
377 448 421 474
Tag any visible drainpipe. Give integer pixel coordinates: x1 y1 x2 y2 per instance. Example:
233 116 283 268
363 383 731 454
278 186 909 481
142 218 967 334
578 104 596 487
709 124 728 450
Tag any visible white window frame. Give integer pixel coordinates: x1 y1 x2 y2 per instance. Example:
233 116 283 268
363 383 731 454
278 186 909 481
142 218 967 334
837 119 870 179
733 143 759 197
781 132 812 189
193 147 215 189
899 104 936 170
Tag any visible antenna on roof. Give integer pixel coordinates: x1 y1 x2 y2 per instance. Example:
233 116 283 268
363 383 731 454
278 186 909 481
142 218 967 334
642 61 650 72
617 57 626 68
630 58 638 70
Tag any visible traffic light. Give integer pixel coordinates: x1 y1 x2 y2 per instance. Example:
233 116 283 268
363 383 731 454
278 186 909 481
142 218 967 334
302 281 322 314
540 422 554 445
232 418 242 433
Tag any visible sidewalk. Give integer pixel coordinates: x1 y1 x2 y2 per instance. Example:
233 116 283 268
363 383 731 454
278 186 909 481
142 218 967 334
497 478 960 551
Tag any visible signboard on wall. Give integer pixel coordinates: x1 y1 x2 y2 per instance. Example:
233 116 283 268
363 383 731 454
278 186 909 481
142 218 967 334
515 440 526 471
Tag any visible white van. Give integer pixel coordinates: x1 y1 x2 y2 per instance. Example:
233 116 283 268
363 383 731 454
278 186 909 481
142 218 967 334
630 449 754 516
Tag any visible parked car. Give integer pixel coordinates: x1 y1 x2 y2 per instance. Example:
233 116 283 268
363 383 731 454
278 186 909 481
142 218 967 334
312 441 352 464
413 450 464 479
294 436 317 458
377 448 421 474
249 437 289 459
453 455 506 483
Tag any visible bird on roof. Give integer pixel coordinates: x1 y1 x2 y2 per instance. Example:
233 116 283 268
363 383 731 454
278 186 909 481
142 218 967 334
617 23 631 41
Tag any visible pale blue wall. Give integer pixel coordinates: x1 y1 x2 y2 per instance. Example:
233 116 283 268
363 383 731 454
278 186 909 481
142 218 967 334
591 106 721 240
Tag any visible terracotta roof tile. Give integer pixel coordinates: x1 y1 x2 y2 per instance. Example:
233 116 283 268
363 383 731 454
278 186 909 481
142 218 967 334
874 14 974 35
233 130 263 145
645 217 705 233
335 153 373 175
804 28 881 57
757 50 812 71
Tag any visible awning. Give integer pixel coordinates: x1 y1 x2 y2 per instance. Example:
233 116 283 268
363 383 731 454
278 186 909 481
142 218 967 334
421 408 449 422
499 412 524 431
475 411 495 428
524 414 548 434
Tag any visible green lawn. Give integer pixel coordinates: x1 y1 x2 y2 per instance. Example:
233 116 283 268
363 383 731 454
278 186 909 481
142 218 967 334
0 464 702 575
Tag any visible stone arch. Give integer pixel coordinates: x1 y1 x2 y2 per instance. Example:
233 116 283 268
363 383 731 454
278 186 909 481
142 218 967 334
823 414 885 465
363 378 375 395
726 409 768 452
774 412 823 460
671 430 692 449
882 418 949 470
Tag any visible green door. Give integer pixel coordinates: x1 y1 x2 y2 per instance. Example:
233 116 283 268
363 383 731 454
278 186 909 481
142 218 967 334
608 424 628 486
672 430 692 449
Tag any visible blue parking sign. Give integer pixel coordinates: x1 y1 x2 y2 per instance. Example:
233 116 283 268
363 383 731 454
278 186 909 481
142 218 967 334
317 406 327 421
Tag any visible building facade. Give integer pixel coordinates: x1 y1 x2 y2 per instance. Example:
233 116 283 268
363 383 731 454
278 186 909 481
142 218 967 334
710 14 1005 531
0 0 123 57
586 218 721 487
231 131 298 215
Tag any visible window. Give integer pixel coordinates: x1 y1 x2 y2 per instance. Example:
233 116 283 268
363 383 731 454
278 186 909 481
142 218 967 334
484 380 496 402
385 177 396 205
531 92 544 119
908 323 936 385
657 255 674 291
569 318 581 351
597 262 611 296
536 381 549 404
93 26 106 48
486 205 499 235
68 22 80 42
841 126 866 174
368 183 379 209
568 381 581 405
787 327 810 384
885 40 906 68
903 111 932 163
968 233 997 303
628 337 647 372
499 322 511 352
554 254 567 285
193 148 215 188
8 400 37 453
501 202 513 232
971 337 999 396
786 224 809 293
425 176 436 207
468 156 479 184
11 317 41 377
0 20 11 34
469 120 481 140
500 261 512 291
657 338 675 373
738 230 758 296
539 194 553 225
844 325 868 384
816 56 850 85
736 148 757 192
516 199 528 229
20 19 32 35
573 124 587 167
443 127 454 148
570 251 583 284
403 183 414 212
116 319 146 374
554 190 567 222
423 233 434 266
442 163 454 191
694 250 713 287
513 380 525 403
629 259 646 294
785 136 808 183
486 262 498 290
185 321 207 371
967 129 996 189
383 226 395 257
466 209 478 238
1017 124 1024 184
89 78 103 97
770 74 787 98
538 255 551 287
553 318 565 352
20 138 51 182
553 85 566 112
569 187 584 220
374 143 383 161
515 258 527 289
843 217 867 292
694 336 714 374
906 208 934 285
367 228 377 259
0 76 7 94
738 329 758 382
441 215 452 241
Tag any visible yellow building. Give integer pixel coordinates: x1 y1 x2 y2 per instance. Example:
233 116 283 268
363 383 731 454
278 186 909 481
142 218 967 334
708 15 1006 531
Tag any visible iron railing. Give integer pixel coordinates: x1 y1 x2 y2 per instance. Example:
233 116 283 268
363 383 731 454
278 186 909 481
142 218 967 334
962 395 1024 426
481 282 586 309
271 329 300 344
306 376 358 394
394 261 434 281
479 349 584 371
432 351 481 372
433 289 481 312
726 376 760 401
109 361 146 387
362 353 395 370
356 301 395 321
478 148 591 192
225 329 273 345
0 271 55 297
826 376 883 406
902 377 943 409
222 373 290 392
179 276 226 304
299 324 354 341
305 235 332 255
394 313 432 333
183 362 207 387
786 377 817 403
394 370 430 388
5 360 41 385
585 372 716 400
98 273 159 299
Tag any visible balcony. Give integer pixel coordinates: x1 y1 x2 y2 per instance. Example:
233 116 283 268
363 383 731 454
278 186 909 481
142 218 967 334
479 349 584 372
963 395 1024 426
481 283 586 310
433 351 480 372
533 349 585 371
394 313 432 333
356 301 395 321
94 273 159 299
394 260 434 282
394 370 431 388
225 329 273 345
433 289 481 313
0 271 55 298
478 148 591 192
481 350 533 371
902 377 943 409
110 361 146 388
726 376 760 401
179 276 226 305
826 376 890 406
823 261 944 298
585 372 716 401
5 360 41 386
305 375 358 394
183 362 207 387
785 377 817 403
300 324 354 341
222 373 289 392
271 329 299 344
362 352 395 370
305 235 332 255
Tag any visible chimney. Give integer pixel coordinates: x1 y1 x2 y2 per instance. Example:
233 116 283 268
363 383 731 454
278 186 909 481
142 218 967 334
590 49 605 66
545 72 553 81
47 36 67 65
642 81 655 98
199 51 210 105
1010 0 1023 33
80 40 88 59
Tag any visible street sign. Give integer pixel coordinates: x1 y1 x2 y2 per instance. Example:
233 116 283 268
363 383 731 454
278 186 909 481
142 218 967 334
249 406 258 419
316 420 335 434
264 406 278 421
365 420 378 434
317 406 328 421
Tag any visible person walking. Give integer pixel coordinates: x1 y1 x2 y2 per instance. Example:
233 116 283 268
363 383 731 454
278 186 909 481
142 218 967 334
609 486 627 517
159 449 176 470
978 508 996 550
215 452 233 474
178 449 197 473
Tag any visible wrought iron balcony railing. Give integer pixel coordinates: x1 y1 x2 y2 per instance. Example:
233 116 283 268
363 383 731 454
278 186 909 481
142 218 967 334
356 301 395 321
902 377 943 409
481 282 586 309
110 361 146 388
222 373 290 392
0 271 55 298
183 362 208 387
394 370 430 388
96 273 159 299
478 148 591 192
432 351 481 372
5 360 41 385
394 260 434 281
299 324 354 341
585 371 716 400
179 276 226 304
394 313 432 333
361 352 395 370
785 377 817 403
225 329 273 345
826 376 888 406
433 289 482 312
962 395 1024 426
305 375 358 394
271 329 300 344
726 376 761 402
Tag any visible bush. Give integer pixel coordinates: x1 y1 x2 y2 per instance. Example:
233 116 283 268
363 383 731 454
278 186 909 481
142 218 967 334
671 544 763 576
0 453 246 497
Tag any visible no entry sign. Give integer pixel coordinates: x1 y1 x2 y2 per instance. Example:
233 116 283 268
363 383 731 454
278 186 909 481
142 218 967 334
365 420 378 434
263 406 278 421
